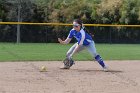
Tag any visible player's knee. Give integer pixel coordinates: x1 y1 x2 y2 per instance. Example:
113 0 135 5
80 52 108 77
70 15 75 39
92 53 98 59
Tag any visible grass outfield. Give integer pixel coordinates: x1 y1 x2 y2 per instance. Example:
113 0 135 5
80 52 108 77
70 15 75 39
0 43 140 61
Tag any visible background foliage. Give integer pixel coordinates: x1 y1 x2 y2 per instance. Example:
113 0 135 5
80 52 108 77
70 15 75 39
0 0 140 43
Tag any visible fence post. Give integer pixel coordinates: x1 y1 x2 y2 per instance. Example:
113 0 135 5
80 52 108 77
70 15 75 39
17 0 21 43
0 19 2 37
109 27 112 44
0 19 2 24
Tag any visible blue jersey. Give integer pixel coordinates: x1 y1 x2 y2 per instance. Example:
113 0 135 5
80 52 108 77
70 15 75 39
68 28 93 45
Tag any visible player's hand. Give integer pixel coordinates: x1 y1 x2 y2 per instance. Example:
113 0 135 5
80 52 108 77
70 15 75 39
58 38 63 44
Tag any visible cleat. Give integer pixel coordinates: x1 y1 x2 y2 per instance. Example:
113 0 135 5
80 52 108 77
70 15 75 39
103 66 108 72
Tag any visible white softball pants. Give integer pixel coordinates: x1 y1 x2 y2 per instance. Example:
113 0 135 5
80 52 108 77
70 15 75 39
66 41 98 58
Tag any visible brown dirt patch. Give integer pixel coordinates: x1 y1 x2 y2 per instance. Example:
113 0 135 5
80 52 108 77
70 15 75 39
0 61 140 93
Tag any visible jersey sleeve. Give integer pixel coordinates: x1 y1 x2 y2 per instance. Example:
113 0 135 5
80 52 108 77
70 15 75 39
67 29 74 38
78 30 85 45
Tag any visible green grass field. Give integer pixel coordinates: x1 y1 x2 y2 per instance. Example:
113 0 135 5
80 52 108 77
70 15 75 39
0 43 140 61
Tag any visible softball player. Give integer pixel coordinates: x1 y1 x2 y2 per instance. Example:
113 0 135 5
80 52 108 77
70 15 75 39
58 19 108 71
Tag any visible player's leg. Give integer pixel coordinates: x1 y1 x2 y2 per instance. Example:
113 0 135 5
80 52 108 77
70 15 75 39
66 43 85 58
87 41 107 71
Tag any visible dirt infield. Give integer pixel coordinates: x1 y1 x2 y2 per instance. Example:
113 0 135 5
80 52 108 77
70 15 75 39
0 61 140 93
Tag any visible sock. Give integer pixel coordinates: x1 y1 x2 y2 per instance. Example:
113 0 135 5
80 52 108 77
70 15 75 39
95 55 105 68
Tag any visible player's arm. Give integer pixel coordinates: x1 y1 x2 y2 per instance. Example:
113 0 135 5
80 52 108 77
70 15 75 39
58 38 71 44
58 30 73 44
